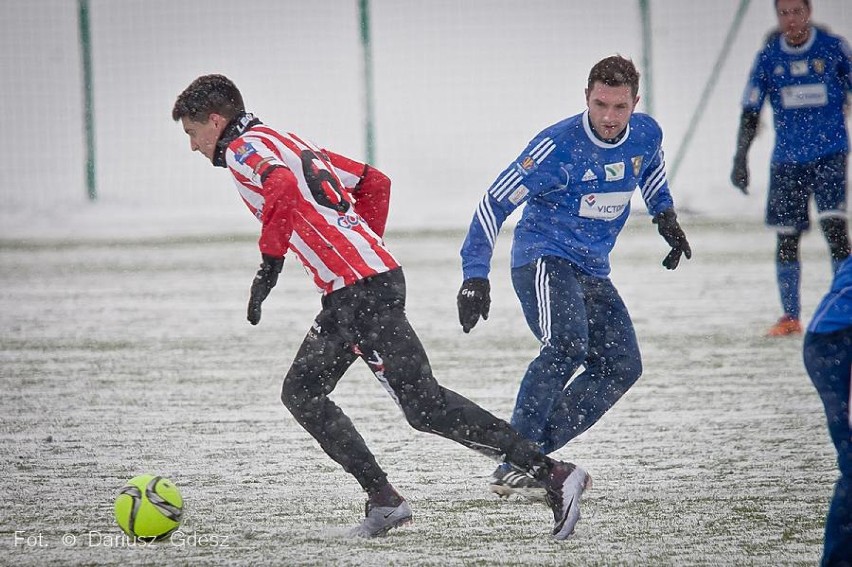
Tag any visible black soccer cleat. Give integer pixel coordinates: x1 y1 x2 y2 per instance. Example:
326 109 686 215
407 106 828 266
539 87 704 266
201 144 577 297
488 465 548 502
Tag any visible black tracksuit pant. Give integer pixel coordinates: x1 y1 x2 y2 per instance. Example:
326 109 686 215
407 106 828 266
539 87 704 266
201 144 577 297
280 268 549 493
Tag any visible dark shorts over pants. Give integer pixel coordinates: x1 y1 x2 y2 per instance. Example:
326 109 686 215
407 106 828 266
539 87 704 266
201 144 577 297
766 152 848 232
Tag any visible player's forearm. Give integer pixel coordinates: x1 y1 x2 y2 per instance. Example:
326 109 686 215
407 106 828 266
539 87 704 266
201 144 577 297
460 221 498 280
460 192 516 280
734 110 760 157
352 165 391 237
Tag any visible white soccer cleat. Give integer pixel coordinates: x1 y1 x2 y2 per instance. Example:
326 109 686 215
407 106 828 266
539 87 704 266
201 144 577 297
349 500 413 538
544 462 591 540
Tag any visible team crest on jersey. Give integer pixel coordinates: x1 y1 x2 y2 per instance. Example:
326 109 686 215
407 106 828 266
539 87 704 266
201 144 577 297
813 59 825 74
517 156 536 175
233 142 257 164
631 156 643 176
581 169 597 182
604 162 625 182
773 65 785 76
790 60 808 76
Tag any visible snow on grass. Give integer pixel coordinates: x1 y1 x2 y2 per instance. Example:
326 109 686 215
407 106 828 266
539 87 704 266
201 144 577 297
0 217 836 565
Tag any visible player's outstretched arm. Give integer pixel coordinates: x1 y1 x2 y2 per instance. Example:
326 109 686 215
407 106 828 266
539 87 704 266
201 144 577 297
652 208 692 270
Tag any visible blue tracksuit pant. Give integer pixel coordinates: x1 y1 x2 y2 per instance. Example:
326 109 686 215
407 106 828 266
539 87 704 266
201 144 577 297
510 255 643 454
804 327 852 567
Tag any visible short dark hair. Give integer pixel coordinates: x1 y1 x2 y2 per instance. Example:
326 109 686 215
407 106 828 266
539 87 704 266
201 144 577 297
775 0 810 7
587 56 640 99
172 74 245 122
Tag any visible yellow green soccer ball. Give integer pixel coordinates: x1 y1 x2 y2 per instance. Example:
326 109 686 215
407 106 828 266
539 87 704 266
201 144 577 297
114 474 183 540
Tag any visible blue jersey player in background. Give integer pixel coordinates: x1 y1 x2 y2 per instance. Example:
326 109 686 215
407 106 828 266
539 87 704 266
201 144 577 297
457 55 692 499
803 257 852 567
731 0 851 337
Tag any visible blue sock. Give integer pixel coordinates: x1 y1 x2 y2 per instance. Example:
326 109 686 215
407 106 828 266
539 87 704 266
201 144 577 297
776 261 801 319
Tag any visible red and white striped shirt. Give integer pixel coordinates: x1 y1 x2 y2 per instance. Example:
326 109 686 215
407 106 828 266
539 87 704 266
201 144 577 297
224 124 399 294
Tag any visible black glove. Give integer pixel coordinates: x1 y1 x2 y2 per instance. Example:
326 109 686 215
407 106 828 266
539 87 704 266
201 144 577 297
457 278 490 333
730 152 749 194
247 254 284 325
652 209 692 270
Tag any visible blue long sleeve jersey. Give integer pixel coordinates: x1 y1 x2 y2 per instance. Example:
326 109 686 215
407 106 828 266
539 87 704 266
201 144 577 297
807 257 852 334
461 110 674 280
741 25 852 164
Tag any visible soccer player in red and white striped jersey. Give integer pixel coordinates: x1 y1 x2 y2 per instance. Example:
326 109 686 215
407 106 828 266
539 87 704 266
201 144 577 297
172 74 590 540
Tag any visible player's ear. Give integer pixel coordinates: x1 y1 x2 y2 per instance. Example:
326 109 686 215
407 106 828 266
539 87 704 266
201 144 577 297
209 113 228 131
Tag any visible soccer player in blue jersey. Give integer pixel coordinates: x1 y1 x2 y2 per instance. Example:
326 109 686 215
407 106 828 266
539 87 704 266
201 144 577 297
456 55 692 499
803 257 852 566
731 0 851 337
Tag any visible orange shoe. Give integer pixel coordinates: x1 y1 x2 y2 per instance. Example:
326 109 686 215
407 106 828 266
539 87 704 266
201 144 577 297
765 315 802 337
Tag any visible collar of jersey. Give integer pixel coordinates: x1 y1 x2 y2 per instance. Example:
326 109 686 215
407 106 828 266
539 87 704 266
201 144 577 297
780 25 816 54
212 112 263 168
582 109 630 149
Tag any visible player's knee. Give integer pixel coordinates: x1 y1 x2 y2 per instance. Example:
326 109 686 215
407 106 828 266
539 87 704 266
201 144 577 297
279 382 298 412
821 217 851 260
397 398 435 432
403 411 432 433
838 452 852 480
280 375 330 427
776 233 801 263
399 388 462 434
280 370 310 412
541 337 587 370
620 355 643 385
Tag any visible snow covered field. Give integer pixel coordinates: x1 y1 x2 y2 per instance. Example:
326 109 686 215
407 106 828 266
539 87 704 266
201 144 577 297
0 217 840 566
